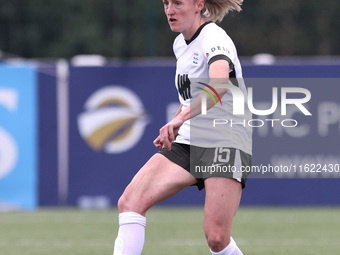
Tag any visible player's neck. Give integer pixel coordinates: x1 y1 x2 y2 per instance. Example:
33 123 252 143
182 19 205 41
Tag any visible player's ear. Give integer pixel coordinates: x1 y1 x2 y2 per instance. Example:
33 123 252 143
196 0 205 13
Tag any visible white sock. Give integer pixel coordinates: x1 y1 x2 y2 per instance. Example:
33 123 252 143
210 237 243 255
113 212 146 255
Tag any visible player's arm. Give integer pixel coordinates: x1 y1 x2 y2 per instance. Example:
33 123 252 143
173 104 183 118
158 60 230 150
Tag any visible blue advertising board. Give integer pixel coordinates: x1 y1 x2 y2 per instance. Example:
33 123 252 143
0 64 38 210
37 66 59 206
1 62 339 208
66 63 340 207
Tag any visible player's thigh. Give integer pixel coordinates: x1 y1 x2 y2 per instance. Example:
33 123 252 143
118 153 196 215
203 177 242 239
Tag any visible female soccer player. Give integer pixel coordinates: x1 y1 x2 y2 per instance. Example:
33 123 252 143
113 0 251 254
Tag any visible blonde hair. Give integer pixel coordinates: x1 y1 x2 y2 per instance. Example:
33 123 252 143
202 0 243 23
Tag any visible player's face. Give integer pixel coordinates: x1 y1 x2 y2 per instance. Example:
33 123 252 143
163 0 204 40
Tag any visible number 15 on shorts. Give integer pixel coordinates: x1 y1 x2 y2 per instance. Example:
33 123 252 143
213 148 231 164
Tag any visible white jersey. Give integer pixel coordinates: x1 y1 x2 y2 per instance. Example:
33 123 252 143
173 22 252 155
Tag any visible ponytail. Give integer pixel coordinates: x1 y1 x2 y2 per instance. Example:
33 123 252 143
202 0 243 22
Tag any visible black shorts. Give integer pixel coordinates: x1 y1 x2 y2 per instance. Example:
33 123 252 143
158 142 252 190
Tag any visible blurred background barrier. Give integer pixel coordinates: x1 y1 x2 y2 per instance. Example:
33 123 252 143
0 61 340 209
0 64 38 210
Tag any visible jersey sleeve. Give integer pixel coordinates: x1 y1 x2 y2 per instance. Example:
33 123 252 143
202 29 237 71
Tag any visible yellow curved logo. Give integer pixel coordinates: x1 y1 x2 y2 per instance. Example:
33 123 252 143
77 86 149 154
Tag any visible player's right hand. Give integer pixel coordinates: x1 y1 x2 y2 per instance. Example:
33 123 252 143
158 117 184 150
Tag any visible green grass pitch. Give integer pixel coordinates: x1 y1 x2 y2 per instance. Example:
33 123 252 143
0 207 339 255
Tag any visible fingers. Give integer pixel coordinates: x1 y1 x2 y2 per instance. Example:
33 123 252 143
153 136 162 148
159 125 173 150
153 133 171 150
159 124 175 150
154 126 178 150
157 117 184 150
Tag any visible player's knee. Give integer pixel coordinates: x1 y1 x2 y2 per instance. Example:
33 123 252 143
117 193 130 213
117 193 148 215
206 233 229 252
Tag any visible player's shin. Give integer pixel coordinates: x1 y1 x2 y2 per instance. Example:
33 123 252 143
113 212 146 255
